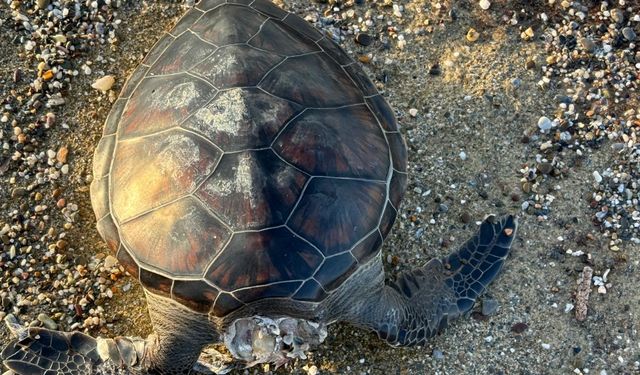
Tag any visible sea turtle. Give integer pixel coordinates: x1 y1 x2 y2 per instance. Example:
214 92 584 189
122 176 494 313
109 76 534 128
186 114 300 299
1 0 517 374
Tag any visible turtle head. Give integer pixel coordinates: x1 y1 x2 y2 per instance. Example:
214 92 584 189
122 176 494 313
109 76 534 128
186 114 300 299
223 316 327 367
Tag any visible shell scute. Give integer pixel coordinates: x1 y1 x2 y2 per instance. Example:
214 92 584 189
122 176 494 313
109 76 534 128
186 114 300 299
316 37 353 66
389 171 407 209
118 74 215 139
212 293 243 317
140 269 173 295
120 197 232 277
248 19 320 56
378 201 397 238
191 5 265 45
287 178 386 256
250 0 288 19
282 13 323 41
195 0 226 11
292 279 327 302
273 105 389 180
116 245 139 278
119 65 149 99
343 63 378 96
314 253 358 291
206 228 324 291
103 99 126 136
96 214 120 254
387 131 408 172
195 150 308 230
170 8 204 36
90 177 109 221
181 87 301 152
111 130 221 222
190 45 283 89
365 95 398 131
259 53 362 107
350 231 383 264
172 280 219 313
142 34 175 66
149 32 217 76
233 281 302 304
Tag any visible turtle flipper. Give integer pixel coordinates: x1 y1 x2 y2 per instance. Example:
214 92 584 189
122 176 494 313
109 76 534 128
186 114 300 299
1 317 149 375
349 214 517 346
1 327 101 375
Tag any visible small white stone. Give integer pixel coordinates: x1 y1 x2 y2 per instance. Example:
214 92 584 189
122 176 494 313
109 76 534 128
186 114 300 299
459 151 467 160
593 171 603 183
537 116 553 132
542 343 551 350
92 75 115 92
409 108 418 117
479 0 491 10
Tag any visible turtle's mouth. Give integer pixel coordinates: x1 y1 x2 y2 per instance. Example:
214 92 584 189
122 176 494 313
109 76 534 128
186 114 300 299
223 316 327 367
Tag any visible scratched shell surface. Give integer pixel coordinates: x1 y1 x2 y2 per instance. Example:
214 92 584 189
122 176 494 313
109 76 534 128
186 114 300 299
90 0 408 316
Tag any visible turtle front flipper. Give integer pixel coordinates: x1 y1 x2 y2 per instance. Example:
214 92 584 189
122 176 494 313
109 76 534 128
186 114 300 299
348 214 517 346
1 319 147 375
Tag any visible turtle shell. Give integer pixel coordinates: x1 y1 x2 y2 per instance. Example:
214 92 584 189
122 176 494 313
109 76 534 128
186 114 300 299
90 0 408 316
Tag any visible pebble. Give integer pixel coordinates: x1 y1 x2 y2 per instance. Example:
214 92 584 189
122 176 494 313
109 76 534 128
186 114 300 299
37 313 57 330
481 298 499 316
479 0 491 10
432 349 444 360
621 27 636 42
511 322 528 333
57 146 69 164
537 116 552 132
355 33 373 46
409 108 418 117
592 171 603 183
459 151 467 160
104 255 118 269
92 75 116 92
466 28 480 42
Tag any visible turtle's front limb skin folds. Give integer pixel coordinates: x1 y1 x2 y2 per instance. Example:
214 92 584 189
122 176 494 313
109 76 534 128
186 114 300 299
348 214 517 346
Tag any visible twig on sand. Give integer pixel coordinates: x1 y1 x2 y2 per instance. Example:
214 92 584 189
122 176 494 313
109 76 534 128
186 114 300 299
575 266 593 322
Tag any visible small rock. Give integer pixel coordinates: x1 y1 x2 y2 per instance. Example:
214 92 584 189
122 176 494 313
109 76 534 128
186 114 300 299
481 298 499 316
104 255 118 269
538 162 553 175
525 59 536 70
460 212 472 224
593 171 603 183
459 151 467 160
511 322 528 333
92 75 115 92
579 37 596 52
622 27 636 42
479 0 490 10
432 349 444 360
466 28 480 42
57 146 69 163
355 33 373 46
36 0 49 9
409 108 418 117
537 116 552 132
37 313 57 330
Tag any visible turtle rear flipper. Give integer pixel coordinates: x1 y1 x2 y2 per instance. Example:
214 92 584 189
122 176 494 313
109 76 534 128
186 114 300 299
349 214 517 346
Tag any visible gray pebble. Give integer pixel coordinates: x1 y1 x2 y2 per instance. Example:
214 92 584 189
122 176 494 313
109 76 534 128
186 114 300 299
432 349 444 360
37 313 58 330
482 298 500 316
622 27 636 42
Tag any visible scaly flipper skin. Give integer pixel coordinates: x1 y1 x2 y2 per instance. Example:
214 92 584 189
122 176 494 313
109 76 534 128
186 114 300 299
349 215 517 346
0 326 131 375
